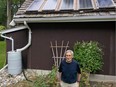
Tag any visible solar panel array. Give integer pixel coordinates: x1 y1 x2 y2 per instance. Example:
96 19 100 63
26 0 116 12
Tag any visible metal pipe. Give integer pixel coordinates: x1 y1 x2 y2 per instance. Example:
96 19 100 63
0 26 27 34
16 21 32 52
0 21 32 74
0 22 32 52
0 64 8 72
1 34 14 51
0 26 28 52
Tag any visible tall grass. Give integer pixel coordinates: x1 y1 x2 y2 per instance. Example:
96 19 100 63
0 41 6 69
8 66 60 87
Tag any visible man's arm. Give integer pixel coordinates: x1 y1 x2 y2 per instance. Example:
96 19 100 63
77 73 81 82
77 62 81 82
77 73 81 87
58 72 62 82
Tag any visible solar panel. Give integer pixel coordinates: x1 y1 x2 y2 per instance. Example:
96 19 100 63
26 0 44 11
60 0 74 10
43 0 57 11
97 0 115 8
79 0 93 9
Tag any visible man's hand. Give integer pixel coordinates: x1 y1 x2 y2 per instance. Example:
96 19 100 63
77 81 80 87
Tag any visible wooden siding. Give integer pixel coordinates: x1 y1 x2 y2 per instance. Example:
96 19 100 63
6 22 115 75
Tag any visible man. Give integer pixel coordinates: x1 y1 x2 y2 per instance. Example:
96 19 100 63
58 50 81 87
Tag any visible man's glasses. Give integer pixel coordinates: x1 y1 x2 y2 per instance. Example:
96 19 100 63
66 55 71 56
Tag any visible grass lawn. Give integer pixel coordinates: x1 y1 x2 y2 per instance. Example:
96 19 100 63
0 41 6 69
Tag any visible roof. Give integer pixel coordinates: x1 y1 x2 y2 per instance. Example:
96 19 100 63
13 0 116 23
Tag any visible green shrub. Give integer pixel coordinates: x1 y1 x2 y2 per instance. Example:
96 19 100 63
0 25 6 41
0 25 5 31
33 66 58 87
73 41 104 87
80 69 91 87
74 41 103 73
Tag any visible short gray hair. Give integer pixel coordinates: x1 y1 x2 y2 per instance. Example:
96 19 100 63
65 50 74 57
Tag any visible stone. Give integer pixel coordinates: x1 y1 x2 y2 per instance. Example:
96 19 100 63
0 68 25 87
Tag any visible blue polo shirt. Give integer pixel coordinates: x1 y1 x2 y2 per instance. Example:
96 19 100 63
59 59 81 84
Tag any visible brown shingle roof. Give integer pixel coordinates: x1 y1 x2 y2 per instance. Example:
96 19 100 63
16 0 33 15
14 0 116 20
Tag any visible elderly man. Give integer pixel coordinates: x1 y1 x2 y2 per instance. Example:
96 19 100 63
58 50 81 87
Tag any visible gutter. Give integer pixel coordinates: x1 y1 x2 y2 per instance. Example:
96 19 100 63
13 15 116 23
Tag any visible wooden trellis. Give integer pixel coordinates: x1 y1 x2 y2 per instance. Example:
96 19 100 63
50 41 69 68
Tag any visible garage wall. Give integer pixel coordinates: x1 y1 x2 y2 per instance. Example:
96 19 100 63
7 21 115 75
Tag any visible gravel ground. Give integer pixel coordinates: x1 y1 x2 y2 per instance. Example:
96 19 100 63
0 68 25 87
90 81 116 87
0 68 116 87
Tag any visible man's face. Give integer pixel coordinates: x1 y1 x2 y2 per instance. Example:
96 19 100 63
65 52 73 62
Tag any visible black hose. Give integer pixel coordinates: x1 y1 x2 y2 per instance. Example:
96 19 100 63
22 69 33 82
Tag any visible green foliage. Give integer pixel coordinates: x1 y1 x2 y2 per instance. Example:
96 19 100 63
0 0 7 25
0 0 25 25
0 25 6 41
12 0 25 14
74 41 104 73
0 25 6 31
0 41 6 69
32 66 58 87
74 41 104 87
80 69 91 87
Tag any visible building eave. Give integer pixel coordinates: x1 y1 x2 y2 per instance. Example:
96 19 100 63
13 15 116 23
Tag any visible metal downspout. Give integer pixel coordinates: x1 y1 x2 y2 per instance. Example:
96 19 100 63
16 21 32 52
1 34 14 51
0 21 32 73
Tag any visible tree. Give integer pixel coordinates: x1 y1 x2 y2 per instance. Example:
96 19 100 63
0 0 25 27
7 0 12 28
12 0 25 15
0 0 7 25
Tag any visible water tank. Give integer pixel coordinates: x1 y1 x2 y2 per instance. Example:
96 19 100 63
8 51 22 75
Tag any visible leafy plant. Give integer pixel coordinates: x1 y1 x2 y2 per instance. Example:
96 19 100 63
0 25 6 41
0 0 7 24
0 25 6 31
0 0 25 25
80 69 91 87
74 41 103 73
32 66 58 87
73 41 104 87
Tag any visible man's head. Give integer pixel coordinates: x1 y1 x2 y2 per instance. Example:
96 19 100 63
65 50 74 63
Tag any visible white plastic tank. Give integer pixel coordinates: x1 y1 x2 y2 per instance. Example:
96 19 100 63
8 51 22 75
